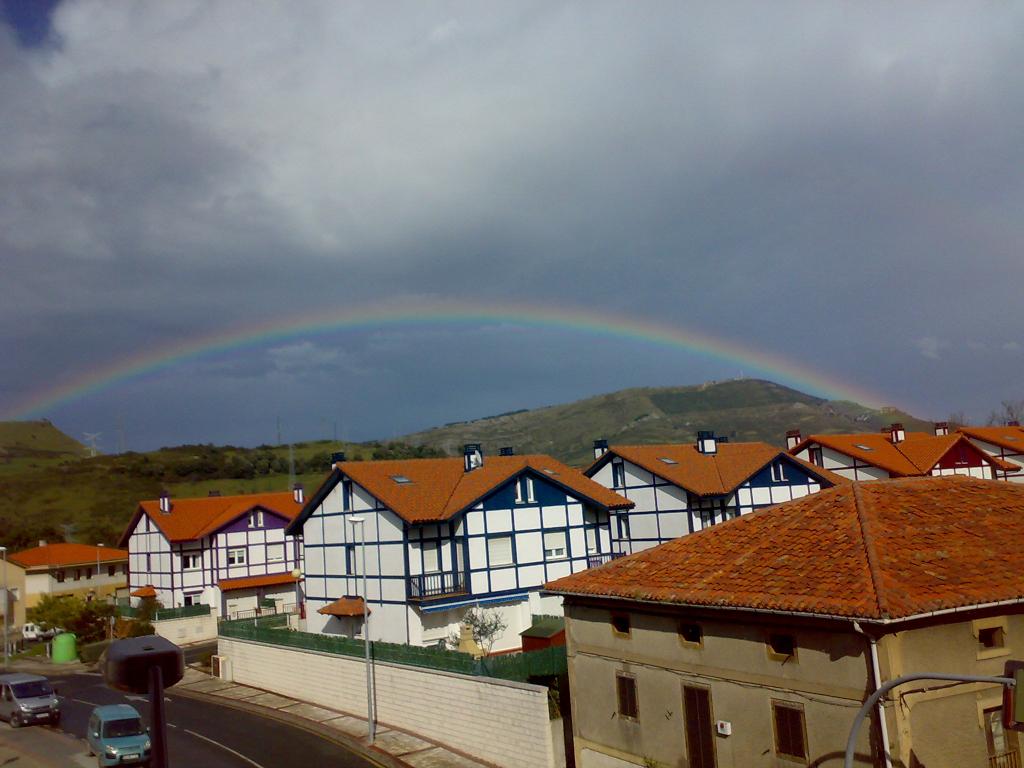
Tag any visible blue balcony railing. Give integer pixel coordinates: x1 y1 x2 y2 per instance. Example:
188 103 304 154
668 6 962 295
587 552 625 569
408 571 466 601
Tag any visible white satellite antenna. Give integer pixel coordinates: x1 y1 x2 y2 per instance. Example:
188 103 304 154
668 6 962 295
83 432 102 457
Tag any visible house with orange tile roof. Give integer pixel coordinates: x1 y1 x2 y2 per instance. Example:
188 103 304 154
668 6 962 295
286 445 632 651
957 422 1024 482
545 476 1024 768
584 431 846 554
5 542 129 628
787 421 1014 482
118 487 305 618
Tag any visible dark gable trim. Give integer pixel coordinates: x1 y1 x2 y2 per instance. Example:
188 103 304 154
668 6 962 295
286 467 343 536
118 506 149 548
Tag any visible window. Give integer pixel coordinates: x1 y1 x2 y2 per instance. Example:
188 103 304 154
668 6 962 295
266 544 285 563
658 457 678 465
611 613 631 636
248 510 264 528
107 564 116 577
344 544 356 575
75 569 82 581
771 462 787 482
422 540 441 573
618 515 631 541
514 476 535 504
182 553 201 570
390 474 413 484
85 567 93 579
615 674 638 719
183 593 200 607
772 701 807 761
612 462 625 489
543 531 567 560
487 536 513 567
683 686 717 768
768 633 796 661
980 626 1005 650
853 444 873 451
121 564 128 575
55 570 65 583
809 447 823 467
984 706 1019 760
342 481 352 511
227 548 246 566
679 622 703 647
145 554 151 571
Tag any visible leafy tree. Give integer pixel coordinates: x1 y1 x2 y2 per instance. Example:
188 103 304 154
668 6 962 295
28 595 117 644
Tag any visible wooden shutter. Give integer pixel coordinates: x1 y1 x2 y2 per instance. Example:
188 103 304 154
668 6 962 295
487 536 512 566
773 702 807 760
616 675 638 719
683 685 717 768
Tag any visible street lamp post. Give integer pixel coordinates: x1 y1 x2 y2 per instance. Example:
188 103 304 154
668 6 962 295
1 545 8 670
347 516 375 743
96 543 105 596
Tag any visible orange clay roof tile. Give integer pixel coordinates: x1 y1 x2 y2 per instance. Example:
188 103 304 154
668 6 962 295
791 432 1013 475
546 476 1024 621
9 543 129 569
120 491 303 546
958 425 1024 453
218 572 299 592
588 442 848 495
339 455 632 523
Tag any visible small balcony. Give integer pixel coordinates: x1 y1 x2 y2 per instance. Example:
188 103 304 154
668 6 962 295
587 552 625 569
408 570 467 601
990 751 1021 768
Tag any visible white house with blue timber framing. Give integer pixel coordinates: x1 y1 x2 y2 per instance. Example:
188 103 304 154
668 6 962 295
288 446 633 652
585 431 847 554
120 488 305 618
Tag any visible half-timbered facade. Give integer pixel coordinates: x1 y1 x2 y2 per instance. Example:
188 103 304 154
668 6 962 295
288 446 632 651
585 432 845 554
119 488 305 617
788 422 1014 482
957 423 1024 482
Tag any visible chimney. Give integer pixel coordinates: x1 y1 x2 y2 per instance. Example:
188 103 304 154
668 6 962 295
208 490 221 497
889 423 905 443
785 430 802 450
331 451 346 465
158 491 172 514
593 439 609 460
499 447 515 456
293 483 304 504
463 443 483 472
934 422 949 436
1009 420 1021 427
697 430 717 455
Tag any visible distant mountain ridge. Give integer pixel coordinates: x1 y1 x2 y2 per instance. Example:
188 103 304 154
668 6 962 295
399 379 933 466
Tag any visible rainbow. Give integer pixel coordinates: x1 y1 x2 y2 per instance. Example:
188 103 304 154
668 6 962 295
3 300 893 420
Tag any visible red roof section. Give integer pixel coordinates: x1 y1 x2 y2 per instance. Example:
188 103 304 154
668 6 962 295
10 543 128 569
588 441 848 495
218 572 299 592
546 476 1024 621
958 425 1024 454
339 455 632 523
131 585 157 598
318 596 367 617
123 491 303 545
791 431 1013 475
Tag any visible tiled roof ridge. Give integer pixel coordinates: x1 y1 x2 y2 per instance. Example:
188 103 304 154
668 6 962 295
852 483 888 618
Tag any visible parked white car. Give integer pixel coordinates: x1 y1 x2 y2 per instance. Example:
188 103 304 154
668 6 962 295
22 624 62 641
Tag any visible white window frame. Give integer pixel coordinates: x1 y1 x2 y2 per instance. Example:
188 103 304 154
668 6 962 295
227 548 246 566
182 552 202 571
183 593 201 607
266 543 285 563
514 476 535 505
487 535 513 567
249 510 264 528
771 462 787 482
543 530 568 560
422 540 441 573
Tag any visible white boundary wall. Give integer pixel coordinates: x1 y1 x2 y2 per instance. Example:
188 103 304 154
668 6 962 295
218 637 555 768
153 613 218 645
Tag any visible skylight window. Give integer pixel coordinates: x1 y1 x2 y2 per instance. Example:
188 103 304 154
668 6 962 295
542 468 558 475
853 444 874 451
390 475 413 484
658 457 679 465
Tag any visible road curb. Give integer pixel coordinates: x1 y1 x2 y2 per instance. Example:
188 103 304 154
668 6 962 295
171 685 405 768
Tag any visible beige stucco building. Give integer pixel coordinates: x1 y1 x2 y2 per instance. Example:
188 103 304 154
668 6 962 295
547 477 1024 768
9 542 129 621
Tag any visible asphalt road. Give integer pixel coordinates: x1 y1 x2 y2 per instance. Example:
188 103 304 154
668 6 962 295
12 670 381 768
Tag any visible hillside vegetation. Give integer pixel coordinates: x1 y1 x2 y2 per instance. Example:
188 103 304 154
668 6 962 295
401 379 933 465
0 435 442 551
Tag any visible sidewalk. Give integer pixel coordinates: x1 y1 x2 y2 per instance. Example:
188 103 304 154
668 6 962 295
173 666 492 768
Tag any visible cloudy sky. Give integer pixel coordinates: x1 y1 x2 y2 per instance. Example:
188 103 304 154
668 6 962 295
2 1 1022 451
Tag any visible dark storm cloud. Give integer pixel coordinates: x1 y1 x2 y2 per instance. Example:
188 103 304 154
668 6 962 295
2 2 1024 446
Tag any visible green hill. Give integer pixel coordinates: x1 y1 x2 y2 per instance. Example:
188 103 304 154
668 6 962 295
400 379 933 465
0 433 441 551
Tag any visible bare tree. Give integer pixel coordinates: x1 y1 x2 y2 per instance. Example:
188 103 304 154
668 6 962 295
448 606 508 657
986 400 1024 426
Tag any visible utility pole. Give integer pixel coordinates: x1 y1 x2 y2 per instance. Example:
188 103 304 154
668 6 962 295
276 416 282 446
288 444 295 488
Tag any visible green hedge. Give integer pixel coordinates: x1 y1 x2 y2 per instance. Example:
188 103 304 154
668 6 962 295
154 604 211 621
217 617 567 681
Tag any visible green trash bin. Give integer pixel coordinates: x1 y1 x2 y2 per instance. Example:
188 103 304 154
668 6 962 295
51 632 78 663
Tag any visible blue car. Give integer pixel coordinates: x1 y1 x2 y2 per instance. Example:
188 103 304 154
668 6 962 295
86 704 151 767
